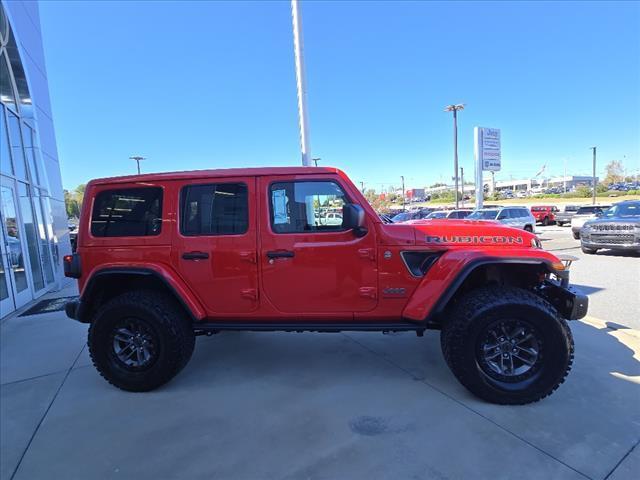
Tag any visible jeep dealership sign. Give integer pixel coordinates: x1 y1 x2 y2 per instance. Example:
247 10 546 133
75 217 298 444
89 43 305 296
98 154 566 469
474 127 501 171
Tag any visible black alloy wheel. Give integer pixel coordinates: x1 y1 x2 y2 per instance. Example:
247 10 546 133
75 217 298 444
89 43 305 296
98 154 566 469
110 317 159 370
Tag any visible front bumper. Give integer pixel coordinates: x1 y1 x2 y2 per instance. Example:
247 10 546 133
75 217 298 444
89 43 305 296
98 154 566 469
581 240 640 251
539 281 589 320
580 230 640 251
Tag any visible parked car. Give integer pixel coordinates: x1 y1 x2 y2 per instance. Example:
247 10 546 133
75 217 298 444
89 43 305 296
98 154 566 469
323 212 343 226
425 209 473 220
64 166 587 404
499 190 515 199
390 208 433 223
555 205 579 227
580 201 640 254
570 205 611 239
531 206 559 226
467 207 536 232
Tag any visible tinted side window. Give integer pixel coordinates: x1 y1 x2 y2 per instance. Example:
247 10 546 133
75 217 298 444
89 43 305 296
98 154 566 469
180 183 248 236
91 188 163 237
270 181 348 233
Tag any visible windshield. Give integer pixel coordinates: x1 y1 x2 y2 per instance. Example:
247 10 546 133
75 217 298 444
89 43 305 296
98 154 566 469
391 212 411 222
468 210 498 220
602 203 640 218
576 206 598 215
427 211 447 219
564 206 579 212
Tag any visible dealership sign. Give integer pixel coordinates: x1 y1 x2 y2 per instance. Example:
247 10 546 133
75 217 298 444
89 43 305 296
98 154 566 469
474 127 501 171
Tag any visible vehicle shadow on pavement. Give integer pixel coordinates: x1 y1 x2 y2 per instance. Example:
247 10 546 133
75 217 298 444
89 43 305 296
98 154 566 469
569 283 604 295
169 320 639 480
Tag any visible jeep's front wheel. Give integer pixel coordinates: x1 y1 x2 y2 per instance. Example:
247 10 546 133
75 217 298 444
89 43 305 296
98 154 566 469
441 287 573 405
88 290 195 392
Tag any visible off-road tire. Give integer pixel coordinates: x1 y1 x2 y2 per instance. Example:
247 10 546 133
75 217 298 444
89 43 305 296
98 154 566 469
581 246 598 254
542 217 549 226
557 222 565 227
524 225 533 233
88 290 195 392
573 232 580 239
440 286 574 405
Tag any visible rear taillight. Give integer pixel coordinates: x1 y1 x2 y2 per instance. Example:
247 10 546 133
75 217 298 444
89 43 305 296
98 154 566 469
63 253 81 278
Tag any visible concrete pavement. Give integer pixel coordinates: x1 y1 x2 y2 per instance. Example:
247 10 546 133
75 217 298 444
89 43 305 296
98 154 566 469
1 284 638 479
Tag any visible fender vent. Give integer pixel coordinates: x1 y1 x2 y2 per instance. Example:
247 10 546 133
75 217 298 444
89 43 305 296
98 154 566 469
400 252 441 277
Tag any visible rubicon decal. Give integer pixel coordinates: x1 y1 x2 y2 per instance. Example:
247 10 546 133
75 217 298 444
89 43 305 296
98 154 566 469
424 235 524 245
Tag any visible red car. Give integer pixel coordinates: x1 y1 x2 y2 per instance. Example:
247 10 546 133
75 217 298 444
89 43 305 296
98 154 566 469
64 167 586 404
531 206 559 226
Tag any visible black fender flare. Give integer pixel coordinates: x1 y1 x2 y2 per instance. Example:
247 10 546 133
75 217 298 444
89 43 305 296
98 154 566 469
71 268 198 323
421 257 557 326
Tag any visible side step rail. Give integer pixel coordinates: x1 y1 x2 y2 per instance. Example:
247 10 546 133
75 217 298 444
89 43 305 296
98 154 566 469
193 322 426 335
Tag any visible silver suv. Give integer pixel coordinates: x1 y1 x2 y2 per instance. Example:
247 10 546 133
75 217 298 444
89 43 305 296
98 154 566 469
580 201 640 254
468 206 535 232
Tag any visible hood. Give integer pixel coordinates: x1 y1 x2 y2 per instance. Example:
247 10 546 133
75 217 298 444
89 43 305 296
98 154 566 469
584 216 640 227
380 219 538 248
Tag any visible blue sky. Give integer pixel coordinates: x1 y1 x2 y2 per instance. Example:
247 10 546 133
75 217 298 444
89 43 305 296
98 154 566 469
40 1 640 191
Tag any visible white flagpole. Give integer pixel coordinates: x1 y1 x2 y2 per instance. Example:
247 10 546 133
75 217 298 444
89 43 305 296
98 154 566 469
291 0 312 166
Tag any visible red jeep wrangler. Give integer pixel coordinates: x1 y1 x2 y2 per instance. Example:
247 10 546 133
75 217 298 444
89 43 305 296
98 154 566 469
64 167 587 404
531 206 558 226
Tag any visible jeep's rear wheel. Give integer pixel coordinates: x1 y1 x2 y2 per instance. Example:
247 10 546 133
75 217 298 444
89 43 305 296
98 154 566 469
440 287 573 405
88 290 195 392
542 216 549 226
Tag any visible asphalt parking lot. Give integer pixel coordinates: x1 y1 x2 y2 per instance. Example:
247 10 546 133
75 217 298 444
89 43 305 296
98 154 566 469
536 224 640 330
1 227 638 480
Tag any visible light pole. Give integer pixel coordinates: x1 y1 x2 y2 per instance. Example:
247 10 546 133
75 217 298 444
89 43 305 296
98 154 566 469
129 156 145 175
460 167 464 208
445 104 464 209
401 175 405 211
291 0 312 166
590 147 597 205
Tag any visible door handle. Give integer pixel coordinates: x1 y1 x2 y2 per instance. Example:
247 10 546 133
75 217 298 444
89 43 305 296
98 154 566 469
182 251 209 260
266 250 295 259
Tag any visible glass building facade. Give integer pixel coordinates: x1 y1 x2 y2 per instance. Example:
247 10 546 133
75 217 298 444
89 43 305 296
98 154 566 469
1 1 69 318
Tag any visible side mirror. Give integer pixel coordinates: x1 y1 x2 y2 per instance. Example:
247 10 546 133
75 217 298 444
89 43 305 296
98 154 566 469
342 203 367 237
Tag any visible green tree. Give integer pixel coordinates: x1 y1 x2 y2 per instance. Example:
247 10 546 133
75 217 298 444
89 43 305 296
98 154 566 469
603 160 624 185
74 183 86 206
64 190 80 218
